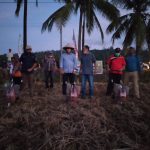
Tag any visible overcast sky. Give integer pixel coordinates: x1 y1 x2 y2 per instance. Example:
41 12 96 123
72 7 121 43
0 0 126 54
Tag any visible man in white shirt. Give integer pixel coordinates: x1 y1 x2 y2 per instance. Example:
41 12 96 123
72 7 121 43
7 49 13 62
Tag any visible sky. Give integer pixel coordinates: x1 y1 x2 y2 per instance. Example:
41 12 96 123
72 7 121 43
0 0 125 54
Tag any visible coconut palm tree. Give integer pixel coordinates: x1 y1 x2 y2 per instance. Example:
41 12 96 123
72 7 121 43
15 0 38 51
146 19 150 52
107 0 150 54
42 0 119 54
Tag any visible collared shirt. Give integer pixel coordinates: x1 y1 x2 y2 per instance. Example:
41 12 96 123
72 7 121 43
107 54 126 74
81 52 96 75
60 53 77 73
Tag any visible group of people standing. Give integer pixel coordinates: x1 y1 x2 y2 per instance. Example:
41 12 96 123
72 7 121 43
60 44 141 100
6 43 141 101
106 47 141 99
60 43 96 99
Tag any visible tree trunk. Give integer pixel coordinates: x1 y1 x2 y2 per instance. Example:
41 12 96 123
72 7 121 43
136 36 141 55
135 30 141 55
146 38 150 51
146 20 150 54
82 14 85 51
78 7 83 57
23 0 27 52
60 25 63 55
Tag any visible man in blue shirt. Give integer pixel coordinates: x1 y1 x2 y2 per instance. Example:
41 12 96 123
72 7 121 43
60 43 77 95
124 47 141 99
80 45 96 99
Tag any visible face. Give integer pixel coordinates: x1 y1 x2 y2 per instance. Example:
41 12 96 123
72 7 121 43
130 49 135 55
66 48 72 53
48 55 53 59
26 48 32 53
83 47 89 54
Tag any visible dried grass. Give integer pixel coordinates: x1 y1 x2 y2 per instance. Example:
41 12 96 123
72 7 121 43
0 82 150 150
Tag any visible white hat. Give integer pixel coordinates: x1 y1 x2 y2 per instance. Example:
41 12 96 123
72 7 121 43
63 43 74 50
26 45 32 50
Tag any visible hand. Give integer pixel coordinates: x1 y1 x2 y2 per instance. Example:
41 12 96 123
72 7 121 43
60 68 64 74
27 68 33 72
79 69 82 75
119 68 124 72
94 67 97 74
72 71 76 75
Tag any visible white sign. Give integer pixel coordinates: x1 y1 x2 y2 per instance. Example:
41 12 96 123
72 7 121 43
95 61 103 74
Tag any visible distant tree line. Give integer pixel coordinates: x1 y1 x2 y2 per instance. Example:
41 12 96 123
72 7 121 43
1 48 150 68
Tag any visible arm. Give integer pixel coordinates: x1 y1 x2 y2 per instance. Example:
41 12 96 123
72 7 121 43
73 55 77 73
106 57 111 72
80 57 83 74
137 56 142 72
28 63 37 72
122 57 126 71
28 55 37 72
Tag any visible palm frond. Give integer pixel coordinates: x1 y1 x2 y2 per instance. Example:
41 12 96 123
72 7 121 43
85 2 94 34
135 15 147 48
123 23 136 48
95 0 120 21
107 14 132 34
15 0 23 16
42 3 74 32
93 12 104 43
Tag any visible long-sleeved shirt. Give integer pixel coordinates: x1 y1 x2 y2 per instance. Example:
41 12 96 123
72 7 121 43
107 54 126 74
60 53 77 73
125 55 141 72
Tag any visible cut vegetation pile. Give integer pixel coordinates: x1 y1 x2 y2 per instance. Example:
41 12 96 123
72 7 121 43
0 82 150 150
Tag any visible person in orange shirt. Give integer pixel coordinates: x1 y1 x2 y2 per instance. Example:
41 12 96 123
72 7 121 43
106 48 126 96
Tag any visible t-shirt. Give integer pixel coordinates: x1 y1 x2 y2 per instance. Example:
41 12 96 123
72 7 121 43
81 53 96 75
7 52 13 61
20 52 37 73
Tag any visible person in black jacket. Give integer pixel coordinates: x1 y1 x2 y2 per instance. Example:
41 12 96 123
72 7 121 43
20 45 37 96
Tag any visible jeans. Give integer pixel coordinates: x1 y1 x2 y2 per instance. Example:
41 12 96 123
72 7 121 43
106 73 122 96
81 74 94 97
62 73 75 95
